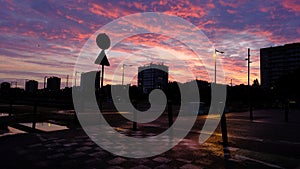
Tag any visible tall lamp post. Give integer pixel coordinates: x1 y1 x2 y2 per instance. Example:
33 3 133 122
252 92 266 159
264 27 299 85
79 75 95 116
214 49 224 83
214 49 230 159
122 64 133 85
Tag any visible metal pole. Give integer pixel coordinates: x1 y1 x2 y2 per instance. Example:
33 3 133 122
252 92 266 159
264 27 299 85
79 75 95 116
133 113 137 130
214 49 230 159
247 48 250 86
214 49 217 83
32 101 37 130
100 65 104 111
101 65 104 89
221 112 230 158
168 100 173 127
247 48 253 121
75 73 77 87
133 100 137 131
285 100 289 123
122 64 124 85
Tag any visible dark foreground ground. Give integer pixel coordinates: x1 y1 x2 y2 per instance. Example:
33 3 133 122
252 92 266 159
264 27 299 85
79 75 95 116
0 108 300 169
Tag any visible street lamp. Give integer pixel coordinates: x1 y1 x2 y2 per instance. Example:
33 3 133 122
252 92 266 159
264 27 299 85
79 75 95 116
213 49 230 158
214 49 224 83
122 64 133 85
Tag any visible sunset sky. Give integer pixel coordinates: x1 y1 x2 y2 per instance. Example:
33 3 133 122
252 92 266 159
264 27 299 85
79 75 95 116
1 0 300 88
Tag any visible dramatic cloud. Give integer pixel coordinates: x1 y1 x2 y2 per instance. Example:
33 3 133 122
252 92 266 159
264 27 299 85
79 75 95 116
0 0 299 88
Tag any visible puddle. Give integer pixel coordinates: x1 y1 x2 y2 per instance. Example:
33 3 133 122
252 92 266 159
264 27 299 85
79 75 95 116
0 122 69 137
19 122 68 132
0 113 9 117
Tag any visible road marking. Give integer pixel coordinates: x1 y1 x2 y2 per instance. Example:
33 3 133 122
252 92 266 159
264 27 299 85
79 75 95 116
235 155 285 169
195 130 300 145
228 118 300 127
196 130 264 142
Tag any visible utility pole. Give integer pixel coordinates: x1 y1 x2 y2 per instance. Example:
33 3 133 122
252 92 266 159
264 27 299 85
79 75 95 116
246 48 253 121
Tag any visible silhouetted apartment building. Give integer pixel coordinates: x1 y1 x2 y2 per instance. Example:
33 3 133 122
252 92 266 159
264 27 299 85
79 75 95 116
138 63 168 94
25 80 38 92
0 82 11 92
260 43 300 89
80 71 100 91
47 76 61 91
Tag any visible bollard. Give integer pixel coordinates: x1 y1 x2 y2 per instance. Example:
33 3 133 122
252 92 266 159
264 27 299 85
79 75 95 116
99 92 103 112
168 100 174 147
32 101 38 130
168 100 173 127
221 112 231 159
284 101 289 123
249 86 253 122
250 101 253 121
133 101 137 131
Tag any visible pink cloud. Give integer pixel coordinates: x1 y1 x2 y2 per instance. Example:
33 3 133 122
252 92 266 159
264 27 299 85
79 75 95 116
226 9 237 14
1 0 298 87
119 1 148 11
281 1 300 13
218 0 240 8
89 3 133 19
164 2 207 18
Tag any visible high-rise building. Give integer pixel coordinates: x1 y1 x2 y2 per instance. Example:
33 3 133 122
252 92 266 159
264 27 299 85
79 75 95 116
138 63 168 94
47 76 61 91
25 80 38 92
260 43 300 89
80 71 100 91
